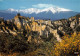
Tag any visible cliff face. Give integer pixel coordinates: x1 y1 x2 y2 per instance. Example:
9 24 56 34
0 14 80 42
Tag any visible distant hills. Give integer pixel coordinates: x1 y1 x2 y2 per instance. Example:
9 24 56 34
0 7 79 20
0 11 16 20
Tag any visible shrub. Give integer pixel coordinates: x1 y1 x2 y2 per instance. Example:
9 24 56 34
75 25 80 32
63 27 73 35
0 33 29 54
54 33 80 56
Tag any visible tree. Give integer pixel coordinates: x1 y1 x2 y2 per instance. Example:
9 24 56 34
17 13 21 16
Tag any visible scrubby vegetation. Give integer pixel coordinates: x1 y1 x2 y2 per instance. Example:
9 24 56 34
0 33 30 54
0 32 79 56
54 33 80 56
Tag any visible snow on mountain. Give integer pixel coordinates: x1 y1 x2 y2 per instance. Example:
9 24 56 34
0 7 78 20
41 7 72 13
7 7 72 14
8 8 18 12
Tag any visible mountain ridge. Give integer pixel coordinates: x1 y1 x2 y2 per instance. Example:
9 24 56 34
0 7 79 20
7 7 72 14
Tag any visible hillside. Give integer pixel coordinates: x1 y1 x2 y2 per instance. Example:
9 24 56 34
0 13 80 56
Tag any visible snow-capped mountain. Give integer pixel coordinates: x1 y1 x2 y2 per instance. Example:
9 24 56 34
0 7 79 20
7 7 72 14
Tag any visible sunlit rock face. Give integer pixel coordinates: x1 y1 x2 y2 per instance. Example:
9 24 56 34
14 15 22 30
14 14 28 30
70 21 76 29
31 21 46 35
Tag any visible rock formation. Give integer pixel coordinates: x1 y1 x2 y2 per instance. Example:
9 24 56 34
0 13 80 42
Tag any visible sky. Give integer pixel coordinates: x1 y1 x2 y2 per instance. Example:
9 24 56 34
0 0 80 12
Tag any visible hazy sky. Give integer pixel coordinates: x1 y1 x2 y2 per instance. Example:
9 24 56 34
0 0 80 12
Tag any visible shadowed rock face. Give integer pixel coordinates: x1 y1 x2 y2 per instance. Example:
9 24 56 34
0 14 80 42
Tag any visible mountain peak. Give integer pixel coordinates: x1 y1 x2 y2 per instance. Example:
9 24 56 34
8 8 18 12
43 7 72 13
7 7 72 14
